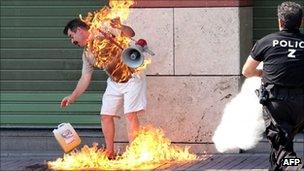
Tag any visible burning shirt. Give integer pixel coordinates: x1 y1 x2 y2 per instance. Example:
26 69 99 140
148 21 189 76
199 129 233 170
81 1 149 83
82 48 135 83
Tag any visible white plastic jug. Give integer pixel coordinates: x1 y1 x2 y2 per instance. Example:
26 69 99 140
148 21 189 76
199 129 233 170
53 123 81 153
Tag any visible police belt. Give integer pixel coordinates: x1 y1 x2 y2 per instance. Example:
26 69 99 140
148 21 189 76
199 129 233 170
265 84 304 95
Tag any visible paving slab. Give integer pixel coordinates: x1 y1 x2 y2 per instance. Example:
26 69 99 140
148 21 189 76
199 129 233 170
0 152 273 171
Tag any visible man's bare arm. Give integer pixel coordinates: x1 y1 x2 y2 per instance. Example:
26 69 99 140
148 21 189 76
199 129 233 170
60 73 92 108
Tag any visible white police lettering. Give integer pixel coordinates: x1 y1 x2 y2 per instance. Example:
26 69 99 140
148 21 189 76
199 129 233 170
281 40 288 47
273 40 279 47
300 41 304 48
288 49 296 58
272 40 304 48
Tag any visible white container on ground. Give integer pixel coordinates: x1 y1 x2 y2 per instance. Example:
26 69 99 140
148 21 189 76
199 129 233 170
53 123 81 153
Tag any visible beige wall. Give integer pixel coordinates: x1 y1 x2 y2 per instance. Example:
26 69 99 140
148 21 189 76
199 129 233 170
116 7 252 153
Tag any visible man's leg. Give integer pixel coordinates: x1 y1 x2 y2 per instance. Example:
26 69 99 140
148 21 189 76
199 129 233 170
126 112 140 142
123 75 146 142
101 115 115 156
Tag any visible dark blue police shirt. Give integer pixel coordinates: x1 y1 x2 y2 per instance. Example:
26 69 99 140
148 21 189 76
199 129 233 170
250 29 304 87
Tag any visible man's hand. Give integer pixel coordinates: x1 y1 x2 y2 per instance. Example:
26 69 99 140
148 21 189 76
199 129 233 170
60 74 91 108
110 17 122 29
60 96 75 108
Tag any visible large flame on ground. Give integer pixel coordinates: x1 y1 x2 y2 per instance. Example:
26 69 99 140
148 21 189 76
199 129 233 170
81 0 150 83
48 126 198 170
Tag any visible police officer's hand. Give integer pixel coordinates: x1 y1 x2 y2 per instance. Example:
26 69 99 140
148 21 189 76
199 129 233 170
60 96 75 108
257 69 263 77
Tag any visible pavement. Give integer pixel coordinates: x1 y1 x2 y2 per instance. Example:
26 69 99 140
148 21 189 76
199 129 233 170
0 151 272 171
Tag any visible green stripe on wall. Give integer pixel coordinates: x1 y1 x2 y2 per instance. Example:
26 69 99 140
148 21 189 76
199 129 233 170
1 59 83 70
1 70 107 80
1 92 101 102
1 7 103 17
0 91 103 126
253 0 304 42
1 0 108 6
1 115 101 126
1 49 82 59
0 81 107 91
1 0 109 127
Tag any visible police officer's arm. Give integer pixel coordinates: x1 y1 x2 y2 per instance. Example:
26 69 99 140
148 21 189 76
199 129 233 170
242 55 263 78
60 73 92 108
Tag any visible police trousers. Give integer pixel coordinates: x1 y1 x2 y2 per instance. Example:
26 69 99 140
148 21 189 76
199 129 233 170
262 86 304 170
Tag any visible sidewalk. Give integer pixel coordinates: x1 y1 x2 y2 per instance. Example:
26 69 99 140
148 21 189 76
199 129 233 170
1 152 270 171
1 129 302 170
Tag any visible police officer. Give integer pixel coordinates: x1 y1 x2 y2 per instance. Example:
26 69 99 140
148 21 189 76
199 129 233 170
242 1 304 171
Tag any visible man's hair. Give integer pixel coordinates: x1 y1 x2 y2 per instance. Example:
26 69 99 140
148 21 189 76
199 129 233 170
63 18 89 35
277 1 303 30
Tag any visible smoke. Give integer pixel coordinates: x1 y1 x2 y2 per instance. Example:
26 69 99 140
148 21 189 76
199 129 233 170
212 77 265 153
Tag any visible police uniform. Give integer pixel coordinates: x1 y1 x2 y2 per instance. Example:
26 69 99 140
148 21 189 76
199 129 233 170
250 29 304 170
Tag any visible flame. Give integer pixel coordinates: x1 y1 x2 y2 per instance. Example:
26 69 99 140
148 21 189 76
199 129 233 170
135 58 152 73
79 0 150 83
108 0 134 21
48 126 198 170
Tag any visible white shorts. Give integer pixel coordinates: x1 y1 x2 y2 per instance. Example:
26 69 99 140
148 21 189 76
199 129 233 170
100 74 147 115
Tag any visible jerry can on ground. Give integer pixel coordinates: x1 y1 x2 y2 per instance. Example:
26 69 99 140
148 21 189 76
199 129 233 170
53 123 81 153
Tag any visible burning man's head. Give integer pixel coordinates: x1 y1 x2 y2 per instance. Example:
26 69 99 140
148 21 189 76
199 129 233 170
63 18 90 47
277 1 303 30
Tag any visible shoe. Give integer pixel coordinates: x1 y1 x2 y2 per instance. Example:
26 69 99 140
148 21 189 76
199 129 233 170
102 150 117 160
107 153 117 160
